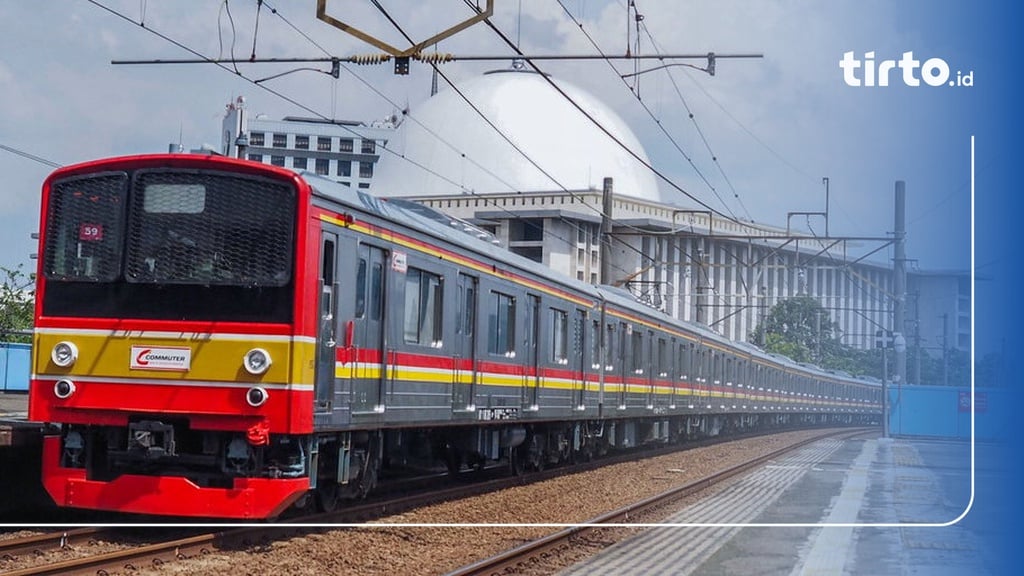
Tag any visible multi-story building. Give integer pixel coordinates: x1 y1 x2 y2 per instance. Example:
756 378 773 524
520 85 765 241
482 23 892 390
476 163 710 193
219 96 395 189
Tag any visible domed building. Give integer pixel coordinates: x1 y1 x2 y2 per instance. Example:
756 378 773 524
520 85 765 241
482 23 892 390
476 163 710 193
371 66 661 202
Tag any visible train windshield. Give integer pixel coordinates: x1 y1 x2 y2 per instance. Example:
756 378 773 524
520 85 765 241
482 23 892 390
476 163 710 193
41 168 296 322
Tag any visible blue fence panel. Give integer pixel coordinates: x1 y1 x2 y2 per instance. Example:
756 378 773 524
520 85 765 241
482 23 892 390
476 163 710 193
1 342 31 392
889 384 1006 441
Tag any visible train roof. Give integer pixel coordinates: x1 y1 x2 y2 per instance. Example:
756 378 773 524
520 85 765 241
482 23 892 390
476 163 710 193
303 172 877 388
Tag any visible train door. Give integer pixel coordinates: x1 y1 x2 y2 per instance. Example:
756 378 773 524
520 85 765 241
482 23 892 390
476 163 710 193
453 273 477 411
352 244 387 414
315 232 338 413
524 294 541 409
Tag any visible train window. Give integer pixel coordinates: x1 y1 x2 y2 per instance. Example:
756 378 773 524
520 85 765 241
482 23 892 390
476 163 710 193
631 330 643 374
355 258 367 318
44 172 128 282
574 310 585 360
403 267 443 346
321 238 335 297
604 324 615 370
456 276 475 336
677 342 690 380
551 309 568 364
487 291 516 356
590 320 601 369
657 338 668 377
370 261 383 320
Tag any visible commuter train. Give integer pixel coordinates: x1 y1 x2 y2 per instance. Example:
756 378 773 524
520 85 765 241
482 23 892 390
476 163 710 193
29 154 881 519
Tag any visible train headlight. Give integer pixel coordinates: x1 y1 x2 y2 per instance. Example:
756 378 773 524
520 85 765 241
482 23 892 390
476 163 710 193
51 341 78 367
54 378 76 399
246 386 269 407
243 348 272 375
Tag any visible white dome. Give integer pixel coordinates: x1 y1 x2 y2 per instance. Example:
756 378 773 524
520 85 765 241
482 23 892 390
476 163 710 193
371 68 661 202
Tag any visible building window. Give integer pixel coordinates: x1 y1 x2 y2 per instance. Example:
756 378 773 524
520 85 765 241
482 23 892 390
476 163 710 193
249 132 265 146
510 246 542 262
359 161 374 178
509 218 544 242
270 155 285 167
358 183 370 189
295 135 309 150
337 161 352 178
247 153 263 162
315 158 330 175
487 291 516 356
339 138 354 152
404 267 443 346
318 136 332 151
272 133 287 148
293 157 307 170
361 139 376 154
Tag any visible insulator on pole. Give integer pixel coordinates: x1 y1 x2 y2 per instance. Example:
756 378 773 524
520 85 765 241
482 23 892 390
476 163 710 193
348 53 391 65
413 52 455 64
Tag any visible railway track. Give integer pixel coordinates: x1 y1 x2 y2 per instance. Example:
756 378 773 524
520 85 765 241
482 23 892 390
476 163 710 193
444 428 873 576
0 427 870 575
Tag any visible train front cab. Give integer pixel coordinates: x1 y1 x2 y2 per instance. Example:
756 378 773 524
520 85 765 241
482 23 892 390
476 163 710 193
29 155 316 519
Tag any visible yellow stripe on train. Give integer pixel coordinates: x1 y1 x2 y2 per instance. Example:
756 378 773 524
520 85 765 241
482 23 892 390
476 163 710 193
34 330 315 386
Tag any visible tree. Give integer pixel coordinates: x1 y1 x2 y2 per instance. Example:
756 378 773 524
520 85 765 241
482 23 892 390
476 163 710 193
750 296 839 364
750 296 878 377
0 264 34 344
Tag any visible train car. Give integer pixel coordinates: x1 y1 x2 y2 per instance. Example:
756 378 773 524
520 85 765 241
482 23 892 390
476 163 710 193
28 154 881 519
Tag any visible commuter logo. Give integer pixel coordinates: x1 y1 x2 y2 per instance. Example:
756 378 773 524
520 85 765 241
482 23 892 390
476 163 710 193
839 51 973 87
130 345 192 371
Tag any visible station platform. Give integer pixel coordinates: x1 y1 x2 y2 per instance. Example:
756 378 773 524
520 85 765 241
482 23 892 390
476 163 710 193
560 434 1007 576
0 392 34 448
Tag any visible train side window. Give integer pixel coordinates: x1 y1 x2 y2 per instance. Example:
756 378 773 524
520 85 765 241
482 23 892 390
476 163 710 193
487 291 516 356
657 337 667 377
457 277 475 336
320 237 335 316
551 308 568 364
590 320 601 369
403 267 443 347
370 260 383 320
677 342 690 380
631 330 643 374
355 258 367 318
604 324 615 370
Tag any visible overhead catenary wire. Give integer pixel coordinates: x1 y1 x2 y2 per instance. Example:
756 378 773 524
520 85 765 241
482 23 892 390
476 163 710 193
464 1 750 231
88 0 647 285
553 0 743 223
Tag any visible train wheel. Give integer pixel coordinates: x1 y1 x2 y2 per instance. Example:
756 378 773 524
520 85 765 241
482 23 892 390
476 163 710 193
509 445 526 476
317 481 340 512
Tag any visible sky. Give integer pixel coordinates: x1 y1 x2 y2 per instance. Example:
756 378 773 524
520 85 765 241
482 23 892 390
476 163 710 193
0 1 1000 279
